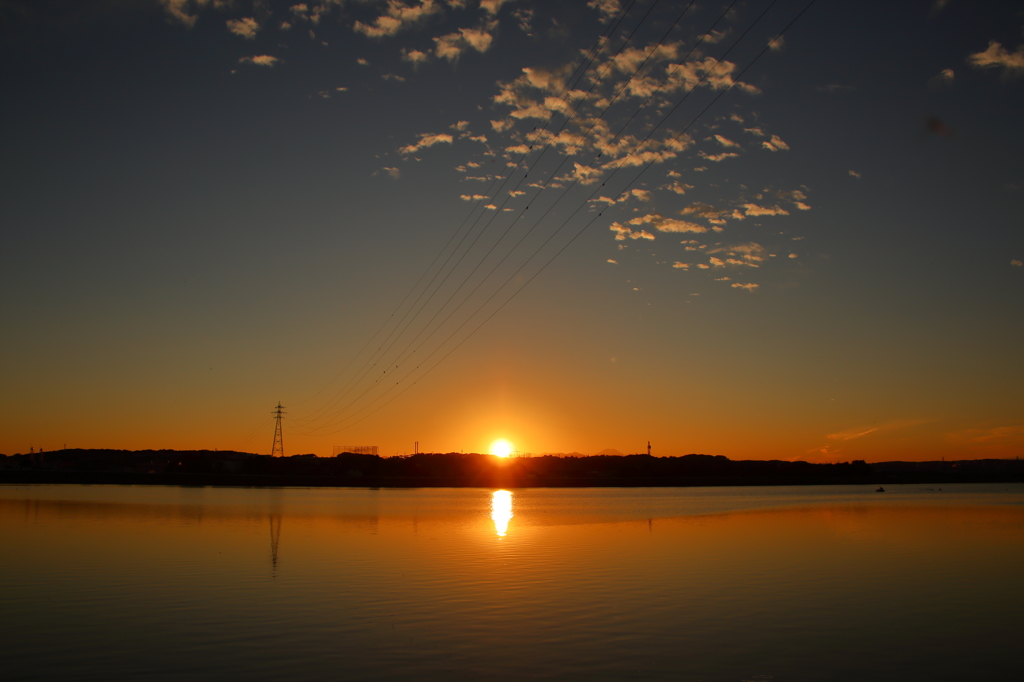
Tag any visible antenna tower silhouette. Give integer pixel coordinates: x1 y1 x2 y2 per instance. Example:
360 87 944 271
271 402 286 457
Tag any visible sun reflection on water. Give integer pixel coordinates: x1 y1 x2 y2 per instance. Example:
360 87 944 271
490 490 513 537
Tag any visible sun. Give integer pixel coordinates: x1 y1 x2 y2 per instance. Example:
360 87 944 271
490 439 514 458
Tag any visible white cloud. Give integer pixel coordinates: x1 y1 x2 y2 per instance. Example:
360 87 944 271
629 214 707 233
699 151 739 162
402 49 430 66
227 17 259 39
479 0 513 15
968 41 1024 75
742 203 789 217
399 132 453 155
762 134 789 152
434 24 496 62
609 222 655 241
354 0 443 38
239 55 279 67
588 0 621 23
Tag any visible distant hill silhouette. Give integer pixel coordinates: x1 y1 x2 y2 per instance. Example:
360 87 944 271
594 448 625 456
1 449 1022 487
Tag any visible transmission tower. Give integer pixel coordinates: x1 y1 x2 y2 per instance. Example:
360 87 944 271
271 402 286 457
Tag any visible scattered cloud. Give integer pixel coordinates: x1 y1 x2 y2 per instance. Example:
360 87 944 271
789 253 798 259
713 135 740 148
607 259 618 264
629 214 708 233
383 166 401 180
1012 259 1023 267
609 222 655 241
708 242 766 267
434 23 497 61
402 48 430 67
399 132 453 155
227 17 259 40
382 73 407 82
512 7 534 35
699 151 740 162
588 0 622 23
239 55 279 67
849 169 861 178
768 35 785 51
742 203 789 217
460 194 489 201
357 58 370 66
968 41 1024 75
731 282 758 291
762 134 789 152
933 67 955 85
664 181 693 195
672 262 689 269
354 0 443 38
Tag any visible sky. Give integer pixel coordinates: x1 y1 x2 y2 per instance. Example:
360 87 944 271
2 0 1023 462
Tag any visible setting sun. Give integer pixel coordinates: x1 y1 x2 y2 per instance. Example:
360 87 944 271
490 439 514 458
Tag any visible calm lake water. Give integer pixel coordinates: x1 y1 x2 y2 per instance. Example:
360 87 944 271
2 483 1023 681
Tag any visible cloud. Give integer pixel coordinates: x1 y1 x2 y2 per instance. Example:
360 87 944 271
933 67 955 85
761 135 789 152
512 8 534 35
357 58 370 66
629 214 707 233
713 135 740 148
946 424 1024 446
460 194 489 201
742 203 789 217
1012 259 1023 267
383 167 401 180
354 0 443 38
789 253 798 259
402 49 430 67
968 41 1024 75
159 0 207 27
336 87 348 92
672 262 689 269
609 222 655 241
849 169 861 179
434 24 496 61
731 283 758 291
450 120 470 132
479 0 513 15
227 17 259 39
588 0 622 23
699 151 739 162
399 132 453 155
382 73 407 82
607 259 617 264
239 55 279 67
664 181 693 195
708 242 766 267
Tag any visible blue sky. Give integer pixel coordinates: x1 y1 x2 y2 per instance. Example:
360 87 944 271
2 0 1022 460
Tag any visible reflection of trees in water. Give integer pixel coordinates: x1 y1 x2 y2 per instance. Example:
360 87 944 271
269 515 282 572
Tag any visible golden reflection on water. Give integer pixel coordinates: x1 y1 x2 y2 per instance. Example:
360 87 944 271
491 490 513 537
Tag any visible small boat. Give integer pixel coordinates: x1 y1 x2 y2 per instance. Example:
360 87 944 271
876 486 885 492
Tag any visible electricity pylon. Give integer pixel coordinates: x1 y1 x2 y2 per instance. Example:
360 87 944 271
271 402 286 457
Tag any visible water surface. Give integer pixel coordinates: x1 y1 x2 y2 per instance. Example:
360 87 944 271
3 484 1022 681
